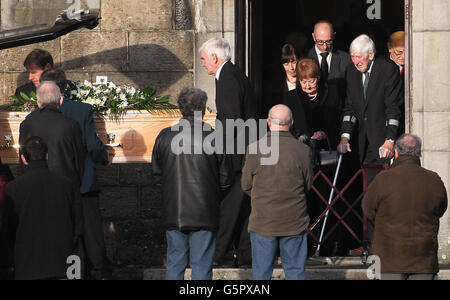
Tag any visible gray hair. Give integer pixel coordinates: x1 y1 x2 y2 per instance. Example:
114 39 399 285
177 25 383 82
396 134 422 157
199 37 232 61
177 87 208 118
36 81 61 107
268 105 293 126
350 34 376 57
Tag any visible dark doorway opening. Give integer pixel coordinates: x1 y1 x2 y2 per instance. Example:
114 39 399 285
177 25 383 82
257 0 404 116
237 0 406 256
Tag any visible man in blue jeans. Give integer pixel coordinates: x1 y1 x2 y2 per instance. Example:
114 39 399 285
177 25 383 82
152 88 232 280
242 104 313 280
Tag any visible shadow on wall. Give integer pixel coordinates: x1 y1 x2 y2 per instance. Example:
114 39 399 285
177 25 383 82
16 44 190 101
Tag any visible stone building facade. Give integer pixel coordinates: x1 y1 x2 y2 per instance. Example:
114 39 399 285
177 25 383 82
0 0 448 279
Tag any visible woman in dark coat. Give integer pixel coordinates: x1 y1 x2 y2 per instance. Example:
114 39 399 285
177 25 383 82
283 58 346 256
283 58 343 151
264 44 300 116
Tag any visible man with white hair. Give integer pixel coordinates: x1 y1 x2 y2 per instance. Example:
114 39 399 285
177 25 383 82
338 34 402 170
19 81 85 190
200 37 256 267
337 34 402 256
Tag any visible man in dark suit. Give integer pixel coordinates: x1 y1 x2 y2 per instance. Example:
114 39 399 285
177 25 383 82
337 34 402 256
1 136 83 280
200 37 257 267
30 69 113 280
337 34 402 169
307 21 352 93
19 81 85 189
14 49 53 99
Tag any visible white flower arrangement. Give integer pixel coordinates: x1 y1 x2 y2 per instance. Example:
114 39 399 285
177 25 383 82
67 80 174 119
8 80 174 119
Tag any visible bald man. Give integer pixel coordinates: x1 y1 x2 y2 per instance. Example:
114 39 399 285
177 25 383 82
241 104 313 280
307 20 351 88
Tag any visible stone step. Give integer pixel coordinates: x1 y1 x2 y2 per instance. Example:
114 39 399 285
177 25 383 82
143 257 450 280
143 267 450 280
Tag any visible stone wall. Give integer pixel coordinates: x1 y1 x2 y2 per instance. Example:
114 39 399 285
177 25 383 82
0 0 194 106
412 0 450 264
1 0 235 279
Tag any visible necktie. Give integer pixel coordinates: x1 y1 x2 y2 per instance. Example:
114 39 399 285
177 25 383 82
320 52 329 81
363 71 370 99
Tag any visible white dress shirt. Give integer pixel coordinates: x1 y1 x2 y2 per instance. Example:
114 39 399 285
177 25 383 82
315 46 332 72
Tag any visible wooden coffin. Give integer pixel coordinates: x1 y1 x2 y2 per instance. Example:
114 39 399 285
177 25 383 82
0 110 217 164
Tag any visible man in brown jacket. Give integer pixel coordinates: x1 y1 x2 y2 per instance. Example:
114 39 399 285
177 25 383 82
362 134 447 280
242 104 313 280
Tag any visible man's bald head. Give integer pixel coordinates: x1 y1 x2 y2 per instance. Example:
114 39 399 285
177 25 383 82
314 20 334 35
395 134 422 158
268 104 293 131
313 20 335 53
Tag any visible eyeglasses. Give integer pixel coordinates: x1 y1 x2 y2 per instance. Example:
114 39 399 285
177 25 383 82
392 49 404 56
315 39 334 45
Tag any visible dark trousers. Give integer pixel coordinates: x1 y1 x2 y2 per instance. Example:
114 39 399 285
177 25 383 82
81 193 112 279
214 175 252 265
362 138 388 245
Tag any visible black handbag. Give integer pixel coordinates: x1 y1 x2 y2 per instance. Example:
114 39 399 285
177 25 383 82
309 136 339 167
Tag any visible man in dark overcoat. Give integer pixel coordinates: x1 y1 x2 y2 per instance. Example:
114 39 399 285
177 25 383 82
362 134 447 280
19 81 85 189
200 37 257 267
35 69 113 280
1 136 83 280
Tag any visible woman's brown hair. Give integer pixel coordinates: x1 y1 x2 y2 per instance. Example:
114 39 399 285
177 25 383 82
296 58 320 80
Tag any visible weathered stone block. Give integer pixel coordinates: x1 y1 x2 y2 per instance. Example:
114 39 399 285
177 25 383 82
64 72 92 85
0 73 22 106
412 112 423 140
412 32 424 113
129 31 194 71
99 186 138 218
0 40 59 72
90 71 194 104
101 0 173 31
61 31 127 72
175 0 194 30
412 0 424 32
202 0 235 32
140 185 163 219
111 219 166 267
423 0 450 31
119 163 154 186
423 112 450 152
423 32 450 112
96 164 120 186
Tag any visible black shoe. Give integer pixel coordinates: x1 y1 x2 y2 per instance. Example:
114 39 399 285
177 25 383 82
237 257 252 268
213 259 238 268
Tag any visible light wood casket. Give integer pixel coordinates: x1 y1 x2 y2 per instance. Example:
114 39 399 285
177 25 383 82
0 110 217 164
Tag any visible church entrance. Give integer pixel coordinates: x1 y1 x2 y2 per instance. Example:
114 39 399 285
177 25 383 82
235 0 407 256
